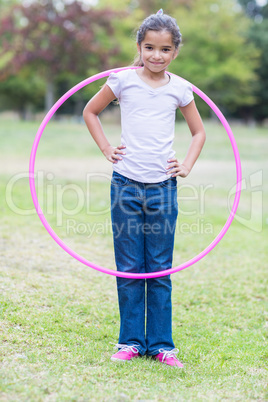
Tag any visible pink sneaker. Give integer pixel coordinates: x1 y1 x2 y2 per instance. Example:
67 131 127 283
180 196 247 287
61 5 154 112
154 348 184 368
111 344 140 362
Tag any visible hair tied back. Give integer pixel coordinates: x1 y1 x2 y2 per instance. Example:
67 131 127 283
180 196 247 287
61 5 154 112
156 8 164 16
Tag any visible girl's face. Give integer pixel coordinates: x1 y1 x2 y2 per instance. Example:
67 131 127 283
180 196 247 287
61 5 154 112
137 30 178 74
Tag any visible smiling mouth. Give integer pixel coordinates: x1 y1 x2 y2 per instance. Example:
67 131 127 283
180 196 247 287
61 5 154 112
151 62 163 65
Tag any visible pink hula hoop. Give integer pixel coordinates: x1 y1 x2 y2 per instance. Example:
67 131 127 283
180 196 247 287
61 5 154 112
29 66 242 278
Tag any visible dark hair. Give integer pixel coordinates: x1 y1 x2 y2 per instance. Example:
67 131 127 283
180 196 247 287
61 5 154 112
134 12 182 66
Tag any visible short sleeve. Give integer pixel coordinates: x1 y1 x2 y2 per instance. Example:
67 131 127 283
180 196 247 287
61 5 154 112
179 81 194 107
106 72 121 100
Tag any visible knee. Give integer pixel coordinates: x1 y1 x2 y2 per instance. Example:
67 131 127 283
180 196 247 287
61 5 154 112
147 276 172 290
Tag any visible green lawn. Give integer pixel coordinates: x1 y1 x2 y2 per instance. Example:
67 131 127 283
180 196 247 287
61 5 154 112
0 116 267 401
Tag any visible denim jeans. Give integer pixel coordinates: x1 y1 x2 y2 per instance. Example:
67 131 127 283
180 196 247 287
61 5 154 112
110 171 178 356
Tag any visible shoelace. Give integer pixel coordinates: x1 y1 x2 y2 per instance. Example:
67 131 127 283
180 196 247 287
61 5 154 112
158 348 179 361
114 343 139 354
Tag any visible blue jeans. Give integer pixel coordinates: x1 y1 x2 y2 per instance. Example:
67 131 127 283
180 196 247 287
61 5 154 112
110 171 178 356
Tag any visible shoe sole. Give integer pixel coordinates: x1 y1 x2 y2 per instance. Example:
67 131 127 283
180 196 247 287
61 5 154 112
111 357 128 362
111 356 139 362
158 361 184 368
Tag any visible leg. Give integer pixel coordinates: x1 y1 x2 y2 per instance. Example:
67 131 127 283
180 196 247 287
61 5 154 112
111 172 146 355
144 178 178 356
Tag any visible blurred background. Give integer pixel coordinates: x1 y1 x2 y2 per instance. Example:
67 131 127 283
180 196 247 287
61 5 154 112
0 0 267 123
1 4 267 398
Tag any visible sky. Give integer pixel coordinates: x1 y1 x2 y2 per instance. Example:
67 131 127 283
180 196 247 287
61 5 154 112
255 0 267 5
19 0 268 10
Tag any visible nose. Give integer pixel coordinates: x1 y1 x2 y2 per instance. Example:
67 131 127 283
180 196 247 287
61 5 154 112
153 50 161 60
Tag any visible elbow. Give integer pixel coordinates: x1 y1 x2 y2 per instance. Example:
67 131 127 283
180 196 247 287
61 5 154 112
202 130 206 145
82 105 89 120
199 128 206 146
83 106 95 124
200 132 206 151
83 104 99 121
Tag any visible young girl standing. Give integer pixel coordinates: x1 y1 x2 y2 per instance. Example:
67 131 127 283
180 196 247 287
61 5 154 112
83 10 206 368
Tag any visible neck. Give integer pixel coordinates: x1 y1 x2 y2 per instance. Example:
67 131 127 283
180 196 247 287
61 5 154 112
140 66 167 81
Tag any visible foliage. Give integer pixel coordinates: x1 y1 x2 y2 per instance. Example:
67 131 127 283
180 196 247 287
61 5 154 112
98 0 260 117
238 0 268 122
238 0 268 18
0 0 122 113
0 67 45 117
170 0 259 115
0 0 264 119
0 1 120 78
247 19 268 121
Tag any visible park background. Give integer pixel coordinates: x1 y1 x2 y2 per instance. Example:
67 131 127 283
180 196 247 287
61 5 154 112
0 0 267 401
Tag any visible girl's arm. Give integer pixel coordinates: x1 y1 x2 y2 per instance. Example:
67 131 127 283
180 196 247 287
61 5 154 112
83 85 126 163
167 100 206 178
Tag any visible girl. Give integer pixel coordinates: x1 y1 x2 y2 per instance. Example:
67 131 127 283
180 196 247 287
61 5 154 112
83 10 206 368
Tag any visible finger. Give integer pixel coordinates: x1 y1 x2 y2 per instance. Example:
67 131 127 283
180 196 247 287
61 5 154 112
112 153 123 161
171 168 185 177
117 144 126 149
174 168 188 177
168 168 179 175
167 158 178 163
169 165 184 174
166 162 178 170
166 164 181 174
114 149 126 155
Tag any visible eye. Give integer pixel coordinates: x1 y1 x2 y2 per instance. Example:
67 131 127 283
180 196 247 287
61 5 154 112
145 46 153 50
163 48 171 52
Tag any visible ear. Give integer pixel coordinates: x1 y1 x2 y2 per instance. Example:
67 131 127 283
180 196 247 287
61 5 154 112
172 48 179 60
137 42 141 54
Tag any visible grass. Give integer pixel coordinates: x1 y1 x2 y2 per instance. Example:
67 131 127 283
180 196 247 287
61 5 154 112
0 115 268 401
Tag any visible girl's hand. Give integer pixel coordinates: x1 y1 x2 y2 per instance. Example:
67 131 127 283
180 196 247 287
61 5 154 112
103 144 126 163
166 158 190 178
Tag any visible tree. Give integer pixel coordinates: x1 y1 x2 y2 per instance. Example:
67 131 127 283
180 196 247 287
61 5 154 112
98 0 259 116
238 0 268 122
237 0 268 18
0 0 122 112
170 0 259 116
0 67 45 119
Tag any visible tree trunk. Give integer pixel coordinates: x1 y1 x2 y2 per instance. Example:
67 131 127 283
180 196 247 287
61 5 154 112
20 103 34 121
45 78 55 113
74 94 84 122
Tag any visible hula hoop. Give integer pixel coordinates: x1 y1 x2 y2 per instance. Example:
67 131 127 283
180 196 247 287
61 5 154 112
29 66 242 279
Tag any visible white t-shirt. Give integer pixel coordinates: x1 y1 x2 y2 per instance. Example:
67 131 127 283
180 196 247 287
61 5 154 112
106 68 194 183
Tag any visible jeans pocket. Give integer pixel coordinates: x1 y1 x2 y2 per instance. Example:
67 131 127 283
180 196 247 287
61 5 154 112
159 177 177 189
111 172 131 187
